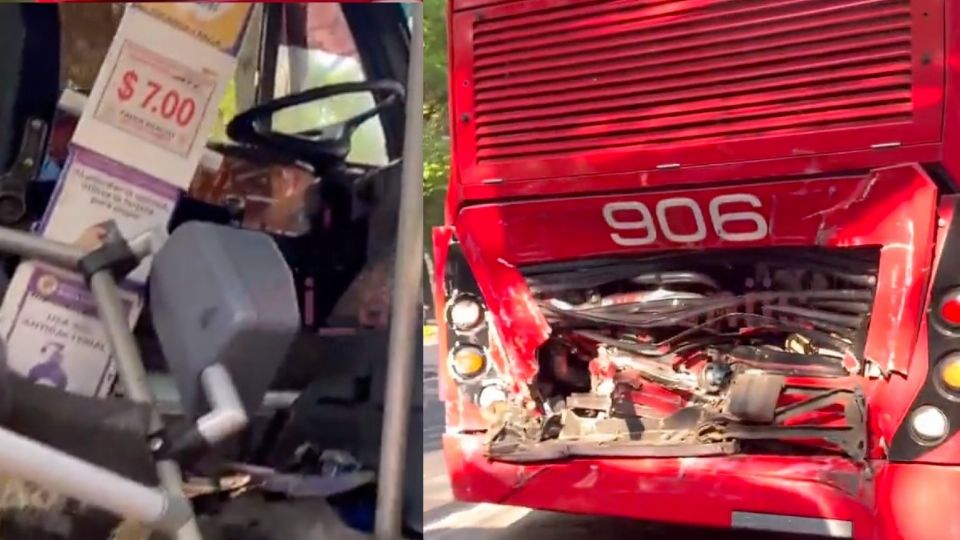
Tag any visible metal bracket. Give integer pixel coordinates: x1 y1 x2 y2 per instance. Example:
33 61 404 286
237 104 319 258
711 386 867 460
0 118 47 226
150 364 248 466
78 221 139 283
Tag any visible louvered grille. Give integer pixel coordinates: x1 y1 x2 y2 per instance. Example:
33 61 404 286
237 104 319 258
470 0 915 163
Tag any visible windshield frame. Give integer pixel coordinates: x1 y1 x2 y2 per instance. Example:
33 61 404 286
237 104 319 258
249 3 409 163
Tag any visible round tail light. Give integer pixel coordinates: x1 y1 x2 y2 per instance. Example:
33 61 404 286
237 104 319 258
939 292 960 326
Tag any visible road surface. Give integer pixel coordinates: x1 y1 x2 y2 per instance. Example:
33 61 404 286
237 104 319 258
423 342 827 540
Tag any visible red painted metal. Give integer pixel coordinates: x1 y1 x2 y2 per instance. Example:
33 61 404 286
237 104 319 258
457 143 942 201
942 0 960 183
433 226 523 432
432 227 456 405
444 432 960 540
456 166 937 378
438 0 960 536
446 0 947 205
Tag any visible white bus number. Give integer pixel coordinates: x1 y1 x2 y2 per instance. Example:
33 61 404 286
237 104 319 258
603 194 769 247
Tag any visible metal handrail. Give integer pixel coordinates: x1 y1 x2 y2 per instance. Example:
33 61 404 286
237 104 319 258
375 2 424 538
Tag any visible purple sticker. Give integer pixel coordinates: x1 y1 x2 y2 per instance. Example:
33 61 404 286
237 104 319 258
22 266 136 318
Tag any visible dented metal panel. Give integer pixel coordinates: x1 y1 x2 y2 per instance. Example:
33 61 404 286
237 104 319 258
453 164 937 384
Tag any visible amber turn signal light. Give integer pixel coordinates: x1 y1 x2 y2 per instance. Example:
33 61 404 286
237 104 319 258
940 355 960 392
450 345 486 379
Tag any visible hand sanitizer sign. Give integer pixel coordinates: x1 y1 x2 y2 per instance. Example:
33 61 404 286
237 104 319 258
39 148 180 284
3 264 137 396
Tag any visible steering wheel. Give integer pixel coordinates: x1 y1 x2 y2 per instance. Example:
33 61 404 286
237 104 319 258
226 80 405 172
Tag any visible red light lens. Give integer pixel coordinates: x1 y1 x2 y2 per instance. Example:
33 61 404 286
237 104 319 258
941 295 960 325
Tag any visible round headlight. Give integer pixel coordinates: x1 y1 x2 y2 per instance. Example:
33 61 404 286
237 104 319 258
911 406 949 443
449 296 484 331
478 384 507 409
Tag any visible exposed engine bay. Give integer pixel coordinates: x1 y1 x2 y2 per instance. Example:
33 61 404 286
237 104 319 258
488 248 877 463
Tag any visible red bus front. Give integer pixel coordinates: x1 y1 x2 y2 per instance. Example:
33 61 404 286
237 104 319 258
433 1 960 538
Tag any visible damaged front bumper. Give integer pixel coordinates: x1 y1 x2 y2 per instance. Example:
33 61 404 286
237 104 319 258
444 433 960 540
485 377 868 463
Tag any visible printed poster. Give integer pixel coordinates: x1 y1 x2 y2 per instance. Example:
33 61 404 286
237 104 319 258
135 2 253 53
2 263 137 397
73 8 236 189
0 149 177 396
39 148 180 283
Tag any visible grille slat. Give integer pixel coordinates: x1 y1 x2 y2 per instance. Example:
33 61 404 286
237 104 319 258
474 19 911 96
472 0 709 42
477 90 911 146
475 41 911 112
474 0 902 70
471 0 916 164
476 101 914 160
477 75 912 136
476 38 912 115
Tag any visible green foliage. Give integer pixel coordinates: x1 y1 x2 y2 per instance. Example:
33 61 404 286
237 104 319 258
424 0 450 107
424 113 450 196
423 0 450 200
209 78 238 143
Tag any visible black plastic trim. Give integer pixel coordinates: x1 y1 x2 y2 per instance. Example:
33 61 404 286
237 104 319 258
890 195 960 460
78 221 138 283
443 239 494 400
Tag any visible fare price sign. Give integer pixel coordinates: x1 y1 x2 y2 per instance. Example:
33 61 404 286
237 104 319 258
95 42 217 158
74 7 235 188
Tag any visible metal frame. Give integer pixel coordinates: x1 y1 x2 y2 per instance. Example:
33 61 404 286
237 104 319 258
0 226 198 537
375 2 422 539
0 225 252 539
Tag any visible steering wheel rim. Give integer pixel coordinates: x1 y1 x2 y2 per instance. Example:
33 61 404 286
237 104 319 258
226 80 405 171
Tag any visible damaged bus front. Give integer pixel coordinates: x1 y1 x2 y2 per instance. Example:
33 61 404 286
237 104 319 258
433 1 960 538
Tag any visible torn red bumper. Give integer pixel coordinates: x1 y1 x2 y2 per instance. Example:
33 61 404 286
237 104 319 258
443 433 960 540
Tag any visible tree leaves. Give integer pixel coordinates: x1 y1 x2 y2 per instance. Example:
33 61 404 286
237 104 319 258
424 0 450 197
424 0 450 249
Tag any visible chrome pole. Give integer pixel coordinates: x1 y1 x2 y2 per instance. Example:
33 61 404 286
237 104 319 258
90 270 202 540
374 2 423 538
0 224 201 538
